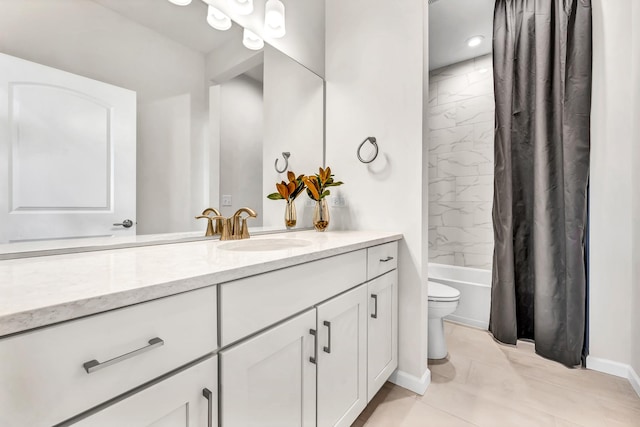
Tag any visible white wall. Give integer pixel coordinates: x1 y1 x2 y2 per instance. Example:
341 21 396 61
0 0 208 234
219 75 264 223
262 46 324 229
138 95 192 234
631 0 640 378
589 0 634 367
325 0 429 388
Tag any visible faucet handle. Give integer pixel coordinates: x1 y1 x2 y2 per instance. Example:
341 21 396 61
197 208 224 236
195 215 215 237
231 207 257 239
232 207 257 219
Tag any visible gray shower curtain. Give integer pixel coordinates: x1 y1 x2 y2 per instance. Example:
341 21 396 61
490 0 592 366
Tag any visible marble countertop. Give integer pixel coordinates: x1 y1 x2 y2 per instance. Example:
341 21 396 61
0 230 402 337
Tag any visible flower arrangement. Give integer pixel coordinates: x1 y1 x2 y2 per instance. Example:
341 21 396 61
302 167 344 201
266 167 343 231
266 171 306 228
267 171 306 202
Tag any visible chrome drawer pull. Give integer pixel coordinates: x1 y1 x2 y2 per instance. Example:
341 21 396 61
371 294 378 319
380 256 394 262
323 321 332 354
309 329 318 364
83 337 164 374
203 388 213 427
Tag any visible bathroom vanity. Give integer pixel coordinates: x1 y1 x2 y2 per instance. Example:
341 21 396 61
0 230 400 427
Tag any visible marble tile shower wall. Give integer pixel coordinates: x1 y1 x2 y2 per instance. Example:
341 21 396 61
428 54 494 270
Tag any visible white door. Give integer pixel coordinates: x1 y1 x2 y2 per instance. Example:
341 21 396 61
317 284 368 427
367 270 398 401
75 355 217 427
220 309 316 427
0 52 136 243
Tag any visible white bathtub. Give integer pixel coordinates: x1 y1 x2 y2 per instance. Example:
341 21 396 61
428 263 492 330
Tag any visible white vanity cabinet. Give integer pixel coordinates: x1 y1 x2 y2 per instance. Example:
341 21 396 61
316 284 368 427
219 242 398 427
0 286 218 427
220 285 369 427
366 241 399 401
0 232 402 427
220 310 317 427
74 355 217 427
367 269 398 400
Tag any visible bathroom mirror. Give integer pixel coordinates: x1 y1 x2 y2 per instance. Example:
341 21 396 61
0 0 325 256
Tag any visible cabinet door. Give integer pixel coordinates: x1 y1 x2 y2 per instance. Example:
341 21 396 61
74 355 217 427
367 269 398 401
317 284 368 427
220 309 316 427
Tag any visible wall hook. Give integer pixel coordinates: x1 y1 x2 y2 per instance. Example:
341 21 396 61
274 152 291 173
357 137 378 163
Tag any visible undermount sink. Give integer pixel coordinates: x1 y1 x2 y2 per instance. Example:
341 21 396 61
218 238 313 252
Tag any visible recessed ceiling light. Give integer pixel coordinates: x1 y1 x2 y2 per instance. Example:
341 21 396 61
478 68 488 73
467 35 484 47
168 0 192 5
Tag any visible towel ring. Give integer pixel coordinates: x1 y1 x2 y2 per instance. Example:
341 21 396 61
357 137 378 163
275 152 290 173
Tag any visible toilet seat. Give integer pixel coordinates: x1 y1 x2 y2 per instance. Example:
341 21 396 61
428 281 460 302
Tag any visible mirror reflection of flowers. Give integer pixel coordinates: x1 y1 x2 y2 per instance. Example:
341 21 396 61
302 167 344 201
267 171 306 229
267 171 306 202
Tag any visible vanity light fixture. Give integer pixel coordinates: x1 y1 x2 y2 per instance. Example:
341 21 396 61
168 0 192 5
229 0 253 16
466 35 484 47
207 5 232 31
243 28 264 50
264 0 286 38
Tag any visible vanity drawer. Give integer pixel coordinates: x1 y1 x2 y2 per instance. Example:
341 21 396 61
0 286 217 427
367 241 398 280
220 249 367 346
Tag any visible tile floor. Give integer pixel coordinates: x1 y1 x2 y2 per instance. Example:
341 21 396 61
353 322 640 427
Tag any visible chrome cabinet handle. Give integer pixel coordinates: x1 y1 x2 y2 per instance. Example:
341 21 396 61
380 256 394 262
323 321 332 354
113 219 134 228
371 294 378 319
309 329 317 364
202 388 213 427
83 337 164 374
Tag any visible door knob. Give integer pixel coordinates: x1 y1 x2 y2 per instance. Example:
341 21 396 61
113 219 134 228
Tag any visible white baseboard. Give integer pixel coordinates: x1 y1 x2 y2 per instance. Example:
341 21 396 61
630 365 640 397
445 315 488 330
586 356 640 398
388 368 431 395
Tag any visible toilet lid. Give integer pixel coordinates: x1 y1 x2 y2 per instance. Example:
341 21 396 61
428 281 460 302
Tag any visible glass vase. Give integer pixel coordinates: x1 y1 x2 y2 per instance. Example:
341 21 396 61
285 199 297 229
313 199 330 232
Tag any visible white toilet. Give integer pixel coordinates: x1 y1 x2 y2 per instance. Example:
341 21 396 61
428 281 461 359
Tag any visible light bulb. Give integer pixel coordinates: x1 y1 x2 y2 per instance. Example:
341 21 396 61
168 0 192 5
264 0 286 38
243 28 264 50
466 35 484 47
229 0 253 15
207 5 231 31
